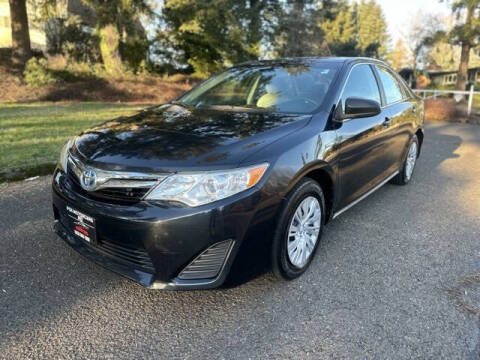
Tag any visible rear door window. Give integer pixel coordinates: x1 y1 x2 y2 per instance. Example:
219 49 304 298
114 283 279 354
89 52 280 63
376 66 404 104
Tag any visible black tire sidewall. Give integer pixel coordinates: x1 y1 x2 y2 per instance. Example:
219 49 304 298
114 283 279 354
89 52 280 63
272 178 326 280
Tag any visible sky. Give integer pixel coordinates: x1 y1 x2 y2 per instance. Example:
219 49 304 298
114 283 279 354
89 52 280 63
377 0 451 43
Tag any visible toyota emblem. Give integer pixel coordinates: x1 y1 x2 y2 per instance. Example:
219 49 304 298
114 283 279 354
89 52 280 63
81 169 97 191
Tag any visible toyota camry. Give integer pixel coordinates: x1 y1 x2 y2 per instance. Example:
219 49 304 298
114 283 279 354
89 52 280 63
52 57 424 290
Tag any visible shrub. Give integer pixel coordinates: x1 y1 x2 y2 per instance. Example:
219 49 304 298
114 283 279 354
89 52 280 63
24 58 58 87
424 98 457 122
162 73 203 84
416 74 431 89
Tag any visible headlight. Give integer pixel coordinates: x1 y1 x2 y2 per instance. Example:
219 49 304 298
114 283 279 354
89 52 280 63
58 138 74 172
145 163 269 206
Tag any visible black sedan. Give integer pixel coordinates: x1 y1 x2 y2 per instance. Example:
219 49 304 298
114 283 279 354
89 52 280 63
52 57 424 290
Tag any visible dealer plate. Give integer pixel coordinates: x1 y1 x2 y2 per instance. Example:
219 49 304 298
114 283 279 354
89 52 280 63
65 205 97 244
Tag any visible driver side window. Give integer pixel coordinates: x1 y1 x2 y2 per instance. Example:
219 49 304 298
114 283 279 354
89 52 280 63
342 64 381 108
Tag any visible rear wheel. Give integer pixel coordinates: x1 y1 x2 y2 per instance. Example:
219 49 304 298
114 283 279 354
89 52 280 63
272 178 325 280
391 135 419 185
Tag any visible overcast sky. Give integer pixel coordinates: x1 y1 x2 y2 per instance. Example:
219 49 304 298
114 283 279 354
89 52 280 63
378 0 451 43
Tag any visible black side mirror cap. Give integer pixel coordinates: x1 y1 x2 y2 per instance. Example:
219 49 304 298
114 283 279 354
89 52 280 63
335 97 381 121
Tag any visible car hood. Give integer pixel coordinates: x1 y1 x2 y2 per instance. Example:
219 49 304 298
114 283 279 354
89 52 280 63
73 104 311 172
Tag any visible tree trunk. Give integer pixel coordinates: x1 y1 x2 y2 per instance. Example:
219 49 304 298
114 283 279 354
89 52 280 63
8 0 31 69
98 24 124 75
456 3 474 91
456 42 471 91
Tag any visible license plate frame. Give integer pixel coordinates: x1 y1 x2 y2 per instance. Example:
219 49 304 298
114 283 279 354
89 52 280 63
65 205 97 244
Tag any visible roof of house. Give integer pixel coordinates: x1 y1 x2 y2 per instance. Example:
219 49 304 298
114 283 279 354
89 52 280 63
427 67 480 76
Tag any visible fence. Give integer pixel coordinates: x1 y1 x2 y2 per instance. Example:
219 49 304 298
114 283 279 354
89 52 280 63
413 85 480 116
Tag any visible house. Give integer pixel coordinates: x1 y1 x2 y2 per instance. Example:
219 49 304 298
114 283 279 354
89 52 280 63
427 67 480 88
398 66 480 89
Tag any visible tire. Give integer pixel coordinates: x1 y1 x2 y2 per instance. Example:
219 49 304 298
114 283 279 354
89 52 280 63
272 178 326 280
390 135 419 185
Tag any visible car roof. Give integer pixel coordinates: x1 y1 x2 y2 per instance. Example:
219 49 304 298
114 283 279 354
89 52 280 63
236 56 389 68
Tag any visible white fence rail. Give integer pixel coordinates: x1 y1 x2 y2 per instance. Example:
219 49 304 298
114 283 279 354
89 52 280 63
413 85 480 116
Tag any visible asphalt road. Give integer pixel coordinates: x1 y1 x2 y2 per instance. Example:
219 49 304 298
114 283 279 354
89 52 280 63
1 123 480 359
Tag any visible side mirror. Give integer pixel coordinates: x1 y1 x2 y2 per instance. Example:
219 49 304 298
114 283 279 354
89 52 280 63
335 97 381 121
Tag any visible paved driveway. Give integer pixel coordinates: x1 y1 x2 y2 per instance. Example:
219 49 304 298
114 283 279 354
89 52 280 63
1 123 480 359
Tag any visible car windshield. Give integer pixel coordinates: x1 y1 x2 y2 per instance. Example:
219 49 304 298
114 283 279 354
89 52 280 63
178 63 339 114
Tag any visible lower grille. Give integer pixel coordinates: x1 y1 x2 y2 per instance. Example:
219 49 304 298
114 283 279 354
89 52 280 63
177 240 234 280
97 237 155 272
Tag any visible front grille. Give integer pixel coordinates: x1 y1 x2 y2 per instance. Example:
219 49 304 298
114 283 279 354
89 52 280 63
97 237 155 272
88 186 150 203
66 165 153 205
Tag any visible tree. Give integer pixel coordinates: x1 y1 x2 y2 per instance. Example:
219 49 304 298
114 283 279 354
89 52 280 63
158 0 277 76
320 0 358 56
273 0 334 58
320 0 389 58
447 0 480 90
82 0 153 74
356 0 389 58
425 41 480 69
399 12 444 76
426 42 458 69
388 38 410 70
8 0 32 69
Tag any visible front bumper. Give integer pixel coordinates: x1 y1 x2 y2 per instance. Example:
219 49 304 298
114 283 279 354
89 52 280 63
52 169 272 290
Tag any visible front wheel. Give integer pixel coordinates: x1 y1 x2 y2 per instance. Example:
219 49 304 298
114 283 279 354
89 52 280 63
390 135 419 185
272 178 325 280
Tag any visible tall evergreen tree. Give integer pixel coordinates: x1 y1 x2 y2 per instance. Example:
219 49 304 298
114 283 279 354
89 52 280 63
320 0 357 56
356 0 389 58
320 0 388 58
274 0 334 57
8 0 32 69
158 0 276 76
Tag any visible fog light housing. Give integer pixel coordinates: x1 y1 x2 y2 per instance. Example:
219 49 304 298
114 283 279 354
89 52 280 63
177 240 234 280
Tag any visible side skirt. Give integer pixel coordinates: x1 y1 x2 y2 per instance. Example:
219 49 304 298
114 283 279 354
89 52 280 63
332 170 399 219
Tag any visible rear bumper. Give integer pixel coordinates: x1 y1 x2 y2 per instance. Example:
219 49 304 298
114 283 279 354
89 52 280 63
52 168 273 290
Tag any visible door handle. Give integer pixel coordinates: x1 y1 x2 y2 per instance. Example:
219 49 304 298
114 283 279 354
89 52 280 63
383 117 391 127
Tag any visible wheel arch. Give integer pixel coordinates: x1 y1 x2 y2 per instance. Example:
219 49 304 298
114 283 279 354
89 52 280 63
285 162 336 223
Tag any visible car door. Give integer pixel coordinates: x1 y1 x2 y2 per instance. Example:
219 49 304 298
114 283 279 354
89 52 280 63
374 65 413 174
334 64 394 210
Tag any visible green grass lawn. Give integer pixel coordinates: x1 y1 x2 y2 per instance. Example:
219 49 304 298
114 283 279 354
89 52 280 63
0 103 146 181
